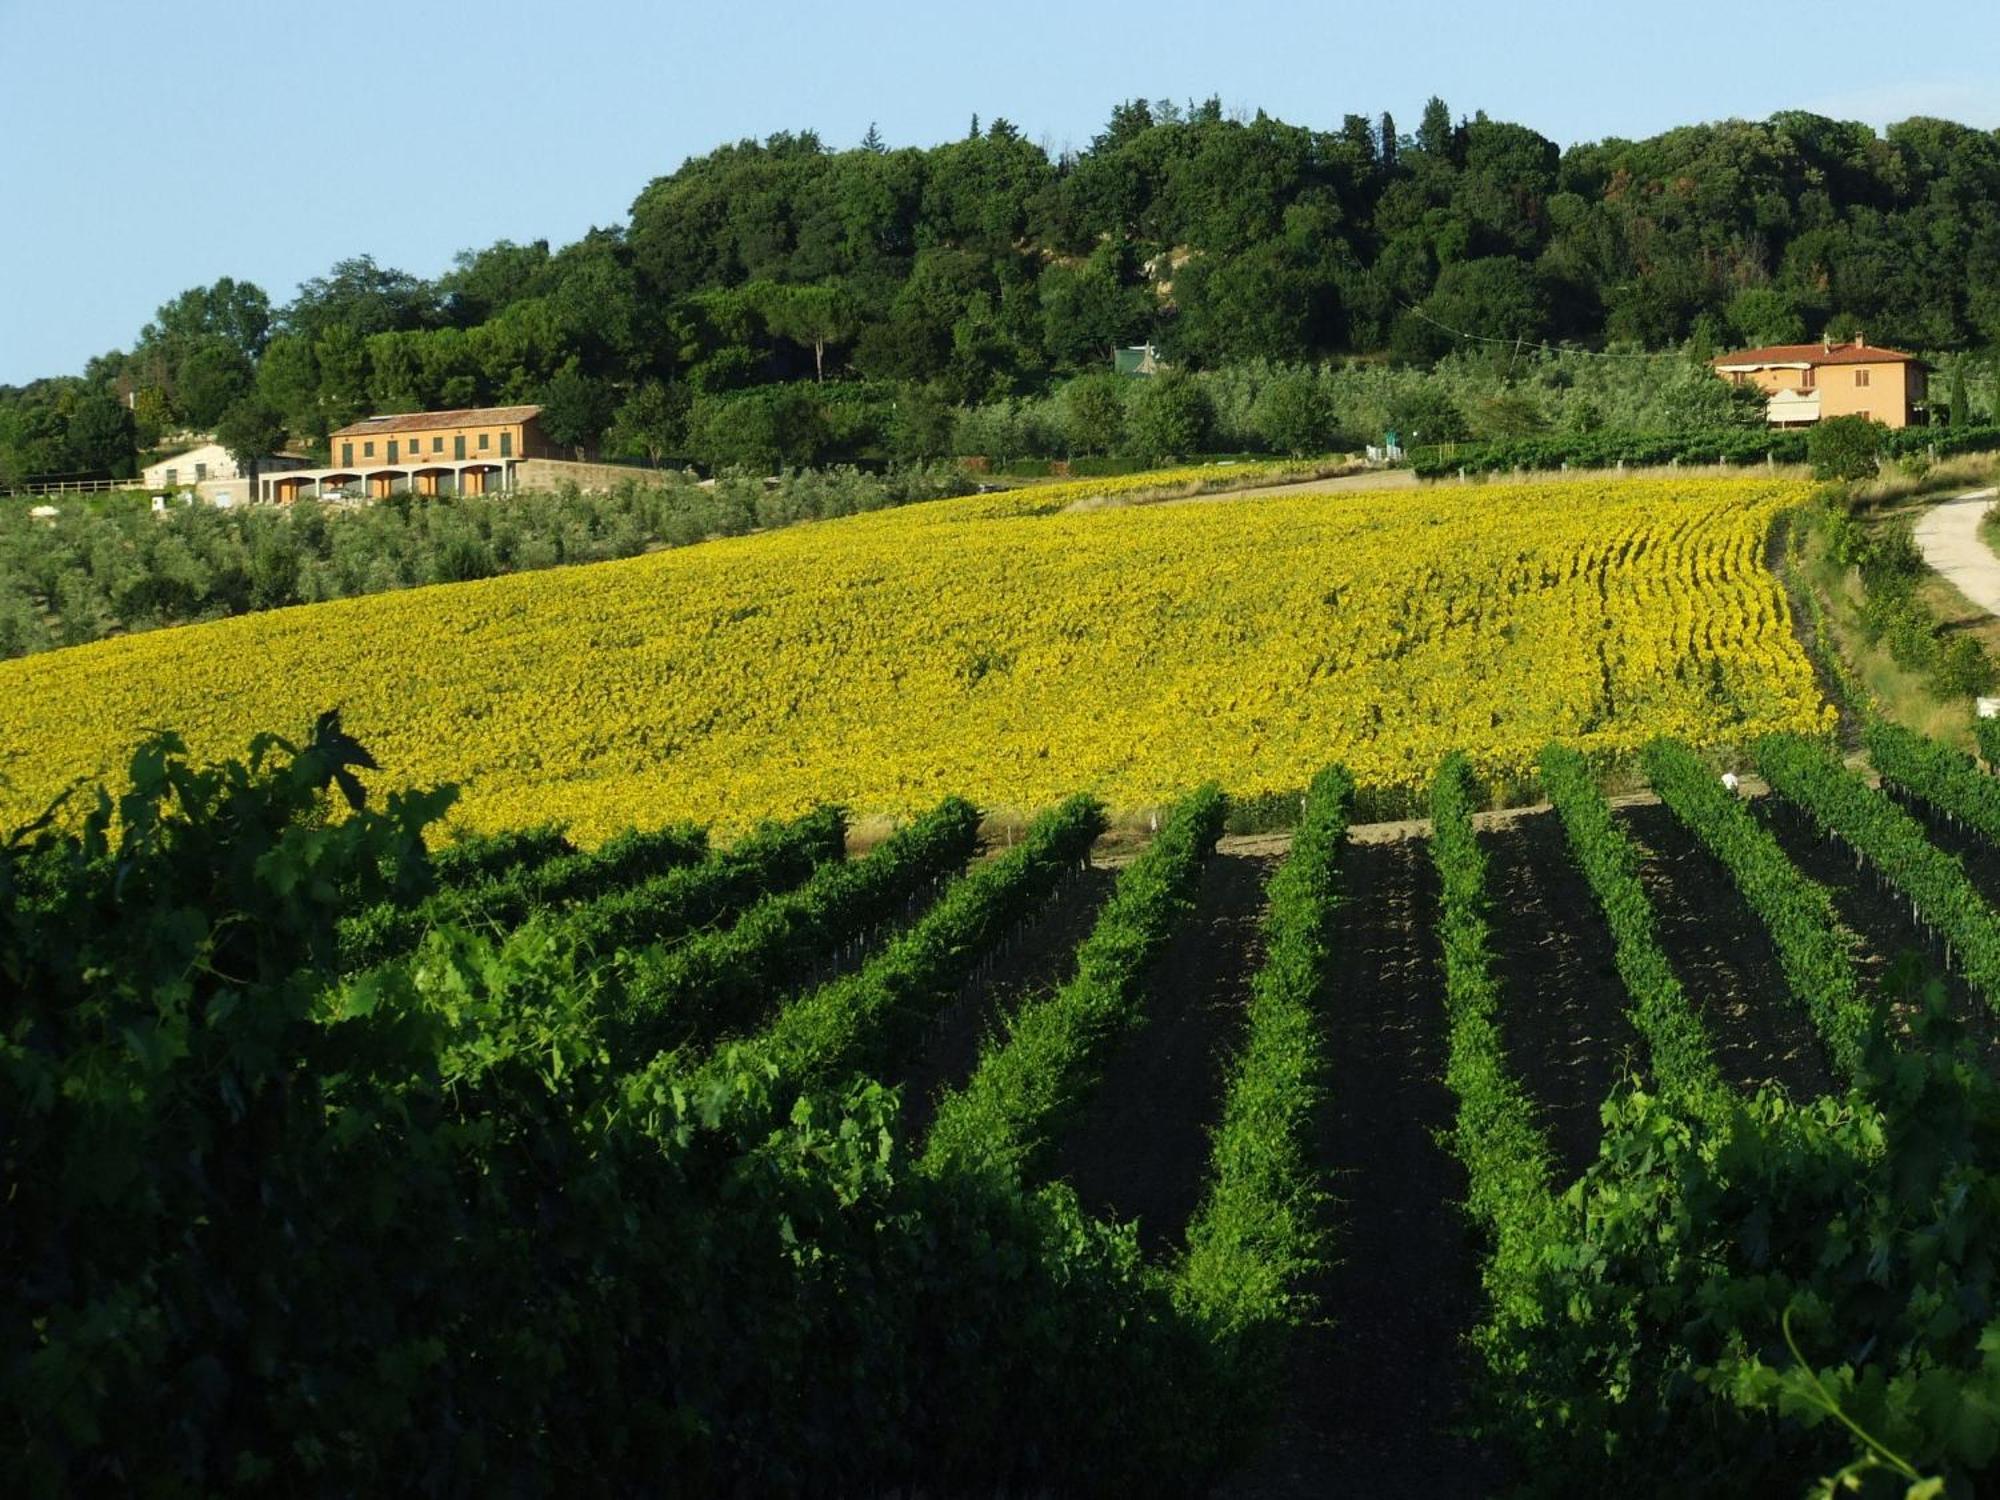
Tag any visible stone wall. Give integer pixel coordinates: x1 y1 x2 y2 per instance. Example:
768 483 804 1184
510 458 683 493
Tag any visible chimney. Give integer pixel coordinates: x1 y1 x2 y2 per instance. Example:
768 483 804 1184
1853 331 1865 348
1822 331 1833 352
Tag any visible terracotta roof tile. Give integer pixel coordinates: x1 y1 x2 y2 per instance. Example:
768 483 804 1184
331 405 542 438
1711 342 1922 367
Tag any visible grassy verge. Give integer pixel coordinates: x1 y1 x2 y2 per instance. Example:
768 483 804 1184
1788 496 1978 749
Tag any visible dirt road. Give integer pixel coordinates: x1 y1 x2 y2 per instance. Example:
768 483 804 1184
1913 487 2000 613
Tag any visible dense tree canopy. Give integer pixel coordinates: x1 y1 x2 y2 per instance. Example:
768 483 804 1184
14 97 2000 484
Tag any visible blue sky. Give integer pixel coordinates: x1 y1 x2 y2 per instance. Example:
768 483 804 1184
3 0 1995 385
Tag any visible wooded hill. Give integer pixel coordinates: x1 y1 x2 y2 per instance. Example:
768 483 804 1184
10 97 2000 482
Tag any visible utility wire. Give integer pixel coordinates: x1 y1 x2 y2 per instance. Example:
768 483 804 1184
1396 298 1700 362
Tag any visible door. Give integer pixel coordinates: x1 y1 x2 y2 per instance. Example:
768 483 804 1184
454 434 466 460
388 439 398 462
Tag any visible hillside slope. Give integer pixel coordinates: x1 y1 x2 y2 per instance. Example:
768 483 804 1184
0 475 1828 840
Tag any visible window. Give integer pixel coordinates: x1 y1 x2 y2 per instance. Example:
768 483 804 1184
1802 368 1815 389
500 431 513 457
341 442 353 467
478 431 490 450
454 434 466 460
432 436 443 453
164 468 177 487
364 440 375 457
194 462 208 481
388 439 398 462
1856 369 1872 388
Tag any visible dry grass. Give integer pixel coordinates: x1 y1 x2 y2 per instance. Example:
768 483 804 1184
1850 451 2000 509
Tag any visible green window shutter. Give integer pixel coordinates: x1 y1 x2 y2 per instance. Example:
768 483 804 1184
500 431 513 457
454 434 466 460
341 442 352 467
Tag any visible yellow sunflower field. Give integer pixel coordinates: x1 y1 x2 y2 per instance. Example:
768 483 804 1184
0 470 1830 841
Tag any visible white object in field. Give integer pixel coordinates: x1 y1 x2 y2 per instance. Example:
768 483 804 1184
151 495 167 512
1721 771 1741 793
1979 697 2000 720
28 505 58 520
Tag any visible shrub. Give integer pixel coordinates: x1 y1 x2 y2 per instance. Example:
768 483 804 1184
1125 369 1214 462
1807 414 1889 480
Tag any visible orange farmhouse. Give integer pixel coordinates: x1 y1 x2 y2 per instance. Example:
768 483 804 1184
263 405 567 502
1710 335 1928 429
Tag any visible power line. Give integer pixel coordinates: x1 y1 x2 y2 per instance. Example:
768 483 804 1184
1396 299 1692 362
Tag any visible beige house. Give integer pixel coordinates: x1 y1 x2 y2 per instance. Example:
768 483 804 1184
1711 335 1928 428
143 442 308 506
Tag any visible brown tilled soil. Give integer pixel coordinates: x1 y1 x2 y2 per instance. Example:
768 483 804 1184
1479 812 1643 1178
895 862 1118 1138
1048 850 1278 1255
1616 802 1837 1098
1219 835 1505 1500
1749 796 2000 1058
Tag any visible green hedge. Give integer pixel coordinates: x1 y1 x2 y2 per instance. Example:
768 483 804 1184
607 795 981 1063
1642 738 1877 1079
1411 423 2000 480
1757 732 2000 1007
1540 745 1726 1112
920 784 1226 1185
1176 766 1350 1411
1425 754 1562 1339
644 794 1108 1120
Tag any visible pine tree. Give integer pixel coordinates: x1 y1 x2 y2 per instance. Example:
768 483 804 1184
968 113 980 139
861 121 885 154
1951 364 1971 427
1378 110 1399 171
1417 96 1452 158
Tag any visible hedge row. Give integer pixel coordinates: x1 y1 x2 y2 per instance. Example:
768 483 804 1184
1176 766 1350 1408
339 816 713 968
1426 755 1562 1338
920 784 1227 1185
1642 738 1877 1080
641 794 1109 1125
554 807 847 957
1866 719 2000 849
1540 745 1726 1111
606 796 982 1064
1411 423 2000 479
1757 733 2000 1008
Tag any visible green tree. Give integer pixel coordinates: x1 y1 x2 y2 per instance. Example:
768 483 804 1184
1807 414 1888 480
1725 287 1806 348
255 334 323 445
1250 372 1338 455
1385 386 1469 445
175 341 255 429
759 282 858 382
1413 257 1549 356
538 368 617 460
215 398 289 500
687 386 830 471
887 384 956 461
1416 96 1454 159
1061 374 1127 455
1124 369 1212 462
66 393 139 477
606 379 687 465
